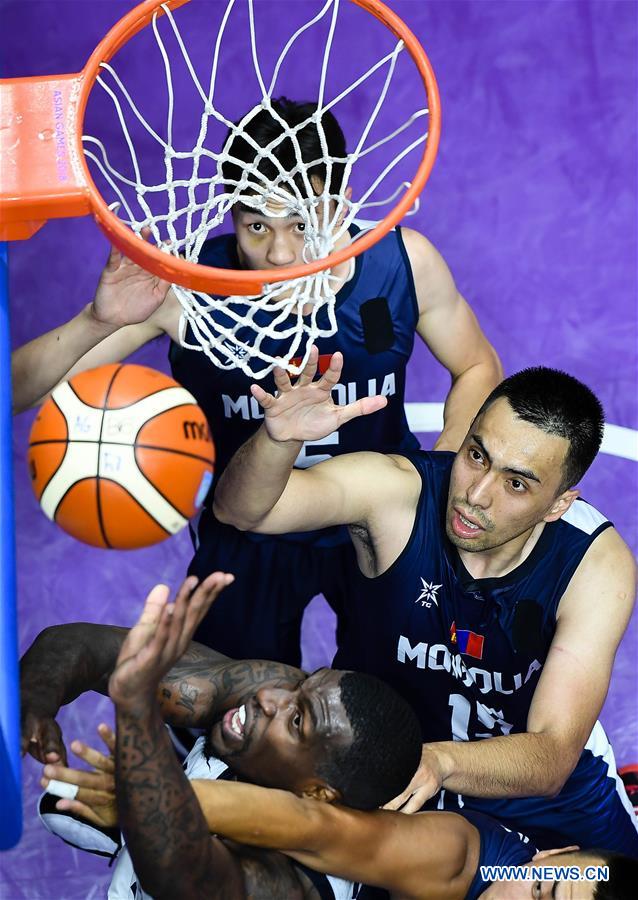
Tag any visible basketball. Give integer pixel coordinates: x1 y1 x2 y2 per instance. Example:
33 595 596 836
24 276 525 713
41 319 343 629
27 364 215 549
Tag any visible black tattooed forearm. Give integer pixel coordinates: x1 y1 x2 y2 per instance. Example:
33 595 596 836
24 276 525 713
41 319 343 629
116 703 246 899
116 702 317 899
21 623 306 730
158 657 305 728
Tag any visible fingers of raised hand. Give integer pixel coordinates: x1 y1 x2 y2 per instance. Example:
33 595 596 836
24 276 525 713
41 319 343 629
175 572 234 657
139 584 171 626
294 345 319 388
317 351 343 392
336 393 388 428
97 723 116 755
105 242 122 272
250 383 276 410
70 738 114 775
55 798 116 828
273 364 294 394
42 763 114 797
118 583 171 662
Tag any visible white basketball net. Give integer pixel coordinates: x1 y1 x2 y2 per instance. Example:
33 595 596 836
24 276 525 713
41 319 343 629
83 0 430 378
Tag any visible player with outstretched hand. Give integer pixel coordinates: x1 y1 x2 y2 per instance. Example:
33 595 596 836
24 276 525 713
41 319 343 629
35 583 636 900
12 98 503 668
212 348 638 857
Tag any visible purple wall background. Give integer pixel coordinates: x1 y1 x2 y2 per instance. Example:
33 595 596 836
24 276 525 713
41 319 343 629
1 2 636 896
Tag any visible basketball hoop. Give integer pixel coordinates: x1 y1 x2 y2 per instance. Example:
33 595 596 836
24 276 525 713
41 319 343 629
0 0 440 377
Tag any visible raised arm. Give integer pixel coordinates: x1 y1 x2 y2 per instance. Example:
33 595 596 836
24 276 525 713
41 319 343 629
389 527 637 811
110 579 309 899
214 348 422 576
192 780 479 900
20 572 271 764
12 237 178 414
401 228 503 452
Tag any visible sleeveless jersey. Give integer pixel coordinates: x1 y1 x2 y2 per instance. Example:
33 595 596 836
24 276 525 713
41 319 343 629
463 809 535 900
108 736 356 900
169 227 420 545
334 450 613 741
334 451 638 854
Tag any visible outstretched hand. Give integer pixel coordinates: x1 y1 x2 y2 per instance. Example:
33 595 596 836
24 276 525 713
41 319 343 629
41 723 118 828
251 346 387 443
91 227 172 329
108 572 233 712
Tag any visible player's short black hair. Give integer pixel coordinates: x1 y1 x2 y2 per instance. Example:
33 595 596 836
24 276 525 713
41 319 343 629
221 97 347 197
575 849 638 900
477 367 604 492
317 671 422 810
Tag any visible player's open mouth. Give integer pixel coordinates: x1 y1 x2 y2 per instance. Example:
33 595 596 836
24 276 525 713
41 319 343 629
222 704 247 743
452 508 484 538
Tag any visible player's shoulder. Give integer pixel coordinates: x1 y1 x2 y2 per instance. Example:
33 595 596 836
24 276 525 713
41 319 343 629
392 448 454 479
559 501 635 597
555 498 630 572
560 496 610 536
398 226 437 261
558 498 634 568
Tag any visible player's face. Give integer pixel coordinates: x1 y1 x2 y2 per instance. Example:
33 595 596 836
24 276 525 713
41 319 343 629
232 180 348 273
233 202 308 270
207 668 353 795
446 398 576 554
480 851 600 899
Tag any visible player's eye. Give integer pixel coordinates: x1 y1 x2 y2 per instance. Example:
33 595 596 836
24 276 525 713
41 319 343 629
509 479 527 492
532 882 542 899
293 222 306 233
247 222 266 234
292 710 302 733
469 447 483 464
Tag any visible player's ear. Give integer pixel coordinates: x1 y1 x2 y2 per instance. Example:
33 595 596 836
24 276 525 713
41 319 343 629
532 846 579 862
543 487 579 523
300 781 340 804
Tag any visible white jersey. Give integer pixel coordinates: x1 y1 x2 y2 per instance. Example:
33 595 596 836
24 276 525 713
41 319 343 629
108 736 356 900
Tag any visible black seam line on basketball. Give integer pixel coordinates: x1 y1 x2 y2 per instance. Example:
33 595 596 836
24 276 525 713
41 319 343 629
63 380 176 411
33 394 71 500
135 402 203 433
29 439 213 468
100 478 173 537
52 477 112 549
134 444 214 466
97 364 124 548
57 477 171 541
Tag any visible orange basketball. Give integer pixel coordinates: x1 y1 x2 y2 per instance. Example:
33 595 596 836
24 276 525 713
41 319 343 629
28 364 215 549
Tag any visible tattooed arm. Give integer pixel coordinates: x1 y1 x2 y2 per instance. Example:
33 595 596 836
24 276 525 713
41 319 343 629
111 578 313 899
116 701 313 899
21 572 303 763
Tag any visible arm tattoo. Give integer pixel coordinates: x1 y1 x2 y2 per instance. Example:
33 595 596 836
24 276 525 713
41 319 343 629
158 654 305 728
115 704 318 899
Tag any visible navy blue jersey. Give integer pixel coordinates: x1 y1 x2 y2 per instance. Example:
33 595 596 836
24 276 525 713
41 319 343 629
335 450 638 855
463 809 535 900
334 450 612 740
169 226 420 485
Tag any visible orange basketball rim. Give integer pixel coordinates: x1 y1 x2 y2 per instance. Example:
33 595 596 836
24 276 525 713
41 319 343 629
0 0 441 296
